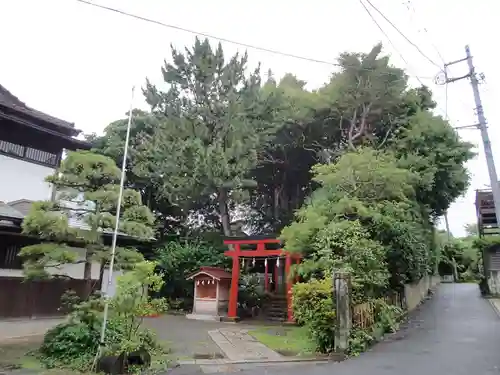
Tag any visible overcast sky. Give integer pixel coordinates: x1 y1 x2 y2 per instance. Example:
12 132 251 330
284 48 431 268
0 0 497 237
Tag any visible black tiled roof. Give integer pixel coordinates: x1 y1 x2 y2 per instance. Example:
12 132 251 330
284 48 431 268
0 85 80 136
0 202 25 221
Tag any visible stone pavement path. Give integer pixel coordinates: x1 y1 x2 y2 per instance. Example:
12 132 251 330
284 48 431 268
208 328 282 362
143 314 225 359
209 283 500 375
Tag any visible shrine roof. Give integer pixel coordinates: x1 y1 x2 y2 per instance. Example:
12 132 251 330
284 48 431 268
187 266 232 280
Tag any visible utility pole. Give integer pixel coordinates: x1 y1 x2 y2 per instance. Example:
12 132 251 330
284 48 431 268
436 45 500 230
443 212 458 281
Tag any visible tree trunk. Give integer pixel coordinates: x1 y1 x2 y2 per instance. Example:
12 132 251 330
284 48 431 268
83 250 93 298
273 186 281 223
217 189 232 237
98 259 105 295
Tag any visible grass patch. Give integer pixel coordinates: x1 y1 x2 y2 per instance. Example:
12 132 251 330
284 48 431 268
0 339 43 371
248 326 316 357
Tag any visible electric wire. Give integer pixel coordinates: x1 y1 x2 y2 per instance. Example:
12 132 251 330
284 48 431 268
401 1 472 126
404 0 446 65
364 0 442 70
74 0 436 81
359 0 425 86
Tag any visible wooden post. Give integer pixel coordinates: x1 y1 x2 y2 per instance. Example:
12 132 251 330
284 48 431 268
228 245 240 319
264 258 269 292
334 272 351 353
274 261 279 292
295 258 300 283
215 278 220 317
285 253 294 323
193 279 198 314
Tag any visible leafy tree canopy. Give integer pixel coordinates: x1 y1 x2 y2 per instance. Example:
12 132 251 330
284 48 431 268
132 37 289 235
90 41 473 245
20 151 155 296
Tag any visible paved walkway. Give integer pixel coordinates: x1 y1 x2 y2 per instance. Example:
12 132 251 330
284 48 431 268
143 314 226 359
208 328 282 362
0 318 64 342
206 283 500 374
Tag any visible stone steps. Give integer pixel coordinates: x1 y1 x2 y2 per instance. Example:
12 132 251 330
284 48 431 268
262 295 287 321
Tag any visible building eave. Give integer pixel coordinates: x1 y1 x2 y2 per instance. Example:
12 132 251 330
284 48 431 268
0 110 90 150
0 84 80 136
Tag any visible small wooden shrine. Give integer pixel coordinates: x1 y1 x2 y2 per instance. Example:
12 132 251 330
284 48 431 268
223 235 301 322
186 266 232 321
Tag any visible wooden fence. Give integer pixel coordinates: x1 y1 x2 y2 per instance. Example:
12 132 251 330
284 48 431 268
351 292 404 329
0 277 100 318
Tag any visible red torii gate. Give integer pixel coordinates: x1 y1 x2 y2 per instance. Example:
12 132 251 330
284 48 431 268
223 236 301 323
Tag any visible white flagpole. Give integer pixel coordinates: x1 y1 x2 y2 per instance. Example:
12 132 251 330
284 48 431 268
94 85 135 366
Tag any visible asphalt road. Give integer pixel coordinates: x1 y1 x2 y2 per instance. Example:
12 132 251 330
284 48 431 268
230 283 500 375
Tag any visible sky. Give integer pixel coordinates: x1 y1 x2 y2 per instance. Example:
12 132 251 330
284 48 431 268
0 0 497 237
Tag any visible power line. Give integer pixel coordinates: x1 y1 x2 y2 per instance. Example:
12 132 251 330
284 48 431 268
359 0 425 86
401 1 474 126
445 68 449 121
403 0 446 65
74 0 436 81
364 0 442 70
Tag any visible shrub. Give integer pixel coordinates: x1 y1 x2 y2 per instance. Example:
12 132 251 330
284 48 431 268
292 278 335 353
155 241 228 302
346 328 374 356
372 299 403 333
38 261 167 371
39 297 127 370
347 299 403 356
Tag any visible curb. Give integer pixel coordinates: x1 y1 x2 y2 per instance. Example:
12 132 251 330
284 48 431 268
178 356 340 366
488 299 500 318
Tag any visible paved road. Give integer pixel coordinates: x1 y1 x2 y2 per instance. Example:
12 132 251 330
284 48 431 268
143 314 226 359
0 318 64 342
227 283 500 375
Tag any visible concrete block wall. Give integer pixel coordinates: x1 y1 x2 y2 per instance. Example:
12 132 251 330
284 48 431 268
404 275 440 312
487 270 500 295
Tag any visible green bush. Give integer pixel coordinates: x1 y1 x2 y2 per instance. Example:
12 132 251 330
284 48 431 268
347 299 403 356
346 328 374 356
292 278 335 353
155 241 228 303
38 261 167 371
459 269 478 283
39 317 127 370
372 299 403 334
39 292 128 370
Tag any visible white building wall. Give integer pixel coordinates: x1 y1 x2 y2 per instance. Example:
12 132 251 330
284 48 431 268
0 247 100 279
194 299 218 315
0 154 54 202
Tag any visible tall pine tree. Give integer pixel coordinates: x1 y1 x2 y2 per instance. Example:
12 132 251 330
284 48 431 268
135 38 285 235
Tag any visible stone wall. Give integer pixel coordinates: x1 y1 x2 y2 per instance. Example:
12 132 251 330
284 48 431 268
404 275 441 312
487 270 500 295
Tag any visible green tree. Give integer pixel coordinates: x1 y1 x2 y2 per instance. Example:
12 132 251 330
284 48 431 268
87 110 186 238
392 110 474 217
134 37 285 236
464 222 479 237
282 149 414 292
248 73 322 231
316 43 408 152
154 240 228 303
20 151 155 296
